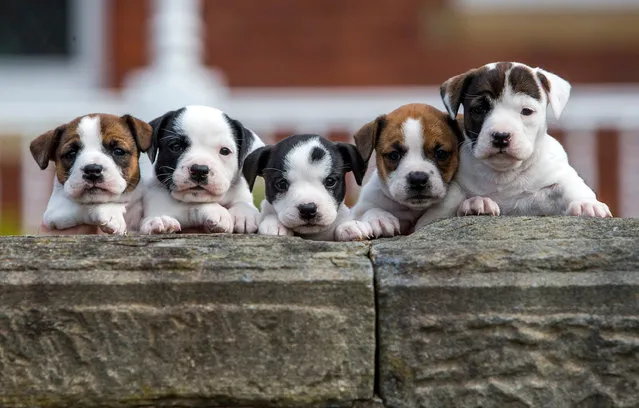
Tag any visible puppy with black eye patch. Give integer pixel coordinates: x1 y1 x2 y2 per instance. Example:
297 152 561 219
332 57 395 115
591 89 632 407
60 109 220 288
139 105 264 234
441 61 611 217
30 113 152 234
242 134 372 241
350 103 465 237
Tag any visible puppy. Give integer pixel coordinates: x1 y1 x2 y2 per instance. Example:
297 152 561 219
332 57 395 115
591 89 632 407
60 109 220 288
350 103 464 237
30 114 152 234
242 134 372 241
441 61 611 217
140 105 263 234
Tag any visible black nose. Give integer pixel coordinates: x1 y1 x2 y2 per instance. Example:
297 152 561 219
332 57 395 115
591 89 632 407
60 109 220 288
492 132 511 149
407 171 429 189
189 164 209 182
298 203 318 220
82 164 103 182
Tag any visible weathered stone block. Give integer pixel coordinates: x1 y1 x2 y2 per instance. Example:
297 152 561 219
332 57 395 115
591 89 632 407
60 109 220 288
373 217 639 408
0 234 375 408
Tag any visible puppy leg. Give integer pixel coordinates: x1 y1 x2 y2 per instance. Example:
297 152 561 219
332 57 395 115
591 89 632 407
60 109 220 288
415 182 465 230
361 208 401 238
258 215 294 236
228 202 260 234
457 196 501 216
139 216 182 234
560 172 612 218
566 200 612 218
190 203 234 233
85 203 128 235
335 220 373 241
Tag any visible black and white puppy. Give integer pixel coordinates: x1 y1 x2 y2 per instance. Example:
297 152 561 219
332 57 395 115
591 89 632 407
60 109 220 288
441 61 611 217
140 105 264 234
243 134 372 241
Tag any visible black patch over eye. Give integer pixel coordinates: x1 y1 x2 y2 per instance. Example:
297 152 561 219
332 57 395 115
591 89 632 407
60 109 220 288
384 150 402 163
220 147 232 156
167 141 188 153
274 178 289 192
470 99 490 116
434 147 451 161
324 176 337 189
521 107 535 116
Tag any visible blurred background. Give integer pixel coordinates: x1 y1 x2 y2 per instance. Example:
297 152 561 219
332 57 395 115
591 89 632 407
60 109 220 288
1 0 638 234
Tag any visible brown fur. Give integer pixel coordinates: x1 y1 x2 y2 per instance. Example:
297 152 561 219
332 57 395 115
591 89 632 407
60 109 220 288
353 103 460 183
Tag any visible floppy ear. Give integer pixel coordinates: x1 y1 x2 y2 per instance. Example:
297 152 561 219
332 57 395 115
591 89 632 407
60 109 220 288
336 142 367 186
122 114 153 152
353 115 386 162
440 68 477 119
224 114 255 167
535 68 571 119
30 125 66 170
242 145 272 191
147 110 178 163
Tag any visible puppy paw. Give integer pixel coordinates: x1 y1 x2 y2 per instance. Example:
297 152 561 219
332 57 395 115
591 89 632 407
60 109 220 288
89 205 128 235
362 209 401 238
566 200 612 218
335 220 373 241
139 216 182 235
457 196 501 216
258 217 293 236
229 202 260 234
201 206 234 233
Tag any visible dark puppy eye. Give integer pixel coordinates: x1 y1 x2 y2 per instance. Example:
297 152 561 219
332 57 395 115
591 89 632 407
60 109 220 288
62 149 78 160
324 176 337 188
435 148 451 161
220 147 231 156
167 141 187 153
521 107 535 116
470 100 489 116
112 147 126 157
385 150 402 162
274 178 289 192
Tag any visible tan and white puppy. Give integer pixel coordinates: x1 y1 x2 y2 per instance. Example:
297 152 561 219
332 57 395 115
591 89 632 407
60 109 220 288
441 61 611 217
30 114 152 234
351 103 464 237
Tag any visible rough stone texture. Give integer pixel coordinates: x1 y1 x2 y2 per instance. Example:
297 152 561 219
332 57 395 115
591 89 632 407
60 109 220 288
373 217 639 408
0 234 375 408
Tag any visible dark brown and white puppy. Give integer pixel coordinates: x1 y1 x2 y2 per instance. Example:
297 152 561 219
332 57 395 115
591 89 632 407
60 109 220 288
30 114 152 234
441 61 611 217
351 103 465 236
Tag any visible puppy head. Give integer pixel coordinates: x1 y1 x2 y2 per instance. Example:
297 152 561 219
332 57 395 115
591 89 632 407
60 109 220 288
354 103 461 210
440 61 571 171
30 114 152 203
148 105 258 203
243 134 367 235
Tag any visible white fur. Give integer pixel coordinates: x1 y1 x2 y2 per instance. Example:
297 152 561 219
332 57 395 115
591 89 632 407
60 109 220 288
140 106 263 234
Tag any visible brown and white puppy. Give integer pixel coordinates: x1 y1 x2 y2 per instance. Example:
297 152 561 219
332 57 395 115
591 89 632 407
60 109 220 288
441 61 611 217
351 103 465 236
30 114 152 234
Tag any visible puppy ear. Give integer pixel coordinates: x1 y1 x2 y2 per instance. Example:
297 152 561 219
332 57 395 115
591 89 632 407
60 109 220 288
440 69 476 119
122 114 153 152
336 142 367 186
535 68 571 119
242 145 272 191
30 125 66 170
224 114 255 167
147 110 178 163
353 115 386 162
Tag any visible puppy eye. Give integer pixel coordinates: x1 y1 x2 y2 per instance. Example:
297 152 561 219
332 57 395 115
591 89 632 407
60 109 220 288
274 178 289 192
521 107 535 116
112 147 127 157
470 104 488 116
324 176 338 188
62 150 77 160
167 141 187 153
435 148 451 161
385 151 402 162
220 147 232 156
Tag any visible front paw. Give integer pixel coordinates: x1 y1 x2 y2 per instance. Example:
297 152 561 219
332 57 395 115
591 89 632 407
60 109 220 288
229 203 260 234
362 209 400 238
258 218 293 236
89 206 127 235
335 220 373 242
201 206 234 233
566 200 612 218
140 216 182 235
457 196 501 216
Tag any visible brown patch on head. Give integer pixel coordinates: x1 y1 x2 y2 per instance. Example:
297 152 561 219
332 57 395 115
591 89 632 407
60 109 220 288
508 66 542 100
373 103 460 183
536 71 551 95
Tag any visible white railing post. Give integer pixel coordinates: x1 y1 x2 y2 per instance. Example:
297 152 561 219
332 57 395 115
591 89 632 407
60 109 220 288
123 0 228 121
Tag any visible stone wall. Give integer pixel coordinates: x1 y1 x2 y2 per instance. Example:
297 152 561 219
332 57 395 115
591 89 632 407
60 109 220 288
1 217 638 407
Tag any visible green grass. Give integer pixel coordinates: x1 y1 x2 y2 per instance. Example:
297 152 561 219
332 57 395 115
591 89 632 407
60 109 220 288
251 178 266 208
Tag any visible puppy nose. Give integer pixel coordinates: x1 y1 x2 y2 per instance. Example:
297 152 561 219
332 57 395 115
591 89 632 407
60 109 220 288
298 203 318 220
189 164 209 181
82 164 103 182
407 171 429 189
492 132 511 148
